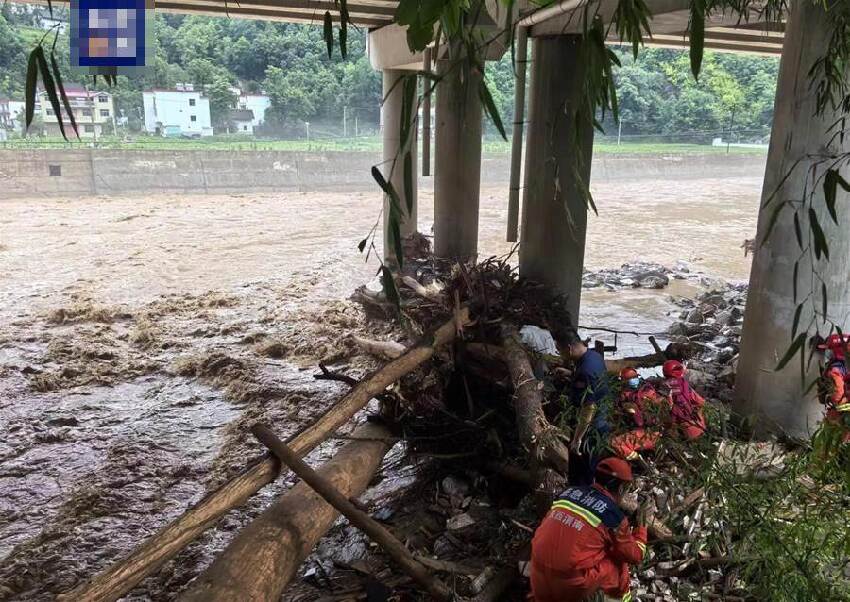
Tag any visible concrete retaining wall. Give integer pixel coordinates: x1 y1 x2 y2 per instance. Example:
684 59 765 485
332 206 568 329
0 149 767 197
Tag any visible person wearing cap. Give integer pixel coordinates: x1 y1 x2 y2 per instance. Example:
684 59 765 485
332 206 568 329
552 326 612 485
817 335 850 443
529 457 648 602
662 359 706 440
610 367 668 461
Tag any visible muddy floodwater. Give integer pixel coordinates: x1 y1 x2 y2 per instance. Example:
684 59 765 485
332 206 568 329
0 171 760 600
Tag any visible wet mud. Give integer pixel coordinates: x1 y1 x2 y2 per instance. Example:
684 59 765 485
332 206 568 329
0 174 760 600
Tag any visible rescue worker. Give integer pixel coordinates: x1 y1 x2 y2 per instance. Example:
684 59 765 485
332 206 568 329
610 367 668 461
818 335 850 444
554 327 611 485
530 457 648 602
662 360 706 440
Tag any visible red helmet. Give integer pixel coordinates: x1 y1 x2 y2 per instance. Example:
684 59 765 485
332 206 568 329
595 457 634 482
818 334 850 360
619 367 639 380
663 359 686 379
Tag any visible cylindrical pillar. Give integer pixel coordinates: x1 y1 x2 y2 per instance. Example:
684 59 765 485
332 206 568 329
735 1 850 437
518 35 594 323
433 48 483 260
382 69 418 262
422 47 432 177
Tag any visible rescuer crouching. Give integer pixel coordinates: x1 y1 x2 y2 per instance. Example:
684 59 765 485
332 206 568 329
529 458 648 602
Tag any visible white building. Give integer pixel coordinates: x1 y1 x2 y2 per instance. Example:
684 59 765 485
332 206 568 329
142 88 213 137
39 86 114 139
236 94 271 127
229 109 255 135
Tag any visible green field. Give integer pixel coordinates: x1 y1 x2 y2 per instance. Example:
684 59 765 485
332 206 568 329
0 134 769 155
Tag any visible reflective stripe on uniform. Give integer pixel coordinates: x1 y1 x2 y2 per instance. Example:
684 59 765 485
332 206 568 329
622 592 633 602
626 451 639 460
837 403 850 412
551 499 602 527
636 541 647 556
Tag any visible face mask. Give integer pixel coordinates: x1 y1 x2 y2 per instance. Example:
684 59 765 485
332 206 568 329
627 377 640 389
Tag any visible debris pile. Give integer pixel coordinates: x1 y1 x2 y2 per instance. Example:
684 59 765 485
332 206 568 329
279 250 760 601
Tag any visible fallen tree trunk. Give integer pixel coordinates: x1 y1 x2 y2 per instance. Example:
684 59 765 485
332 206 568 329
60 310 469 602
180 422 395 602
605 340 690 374
250 423 452 601
501 326 570 476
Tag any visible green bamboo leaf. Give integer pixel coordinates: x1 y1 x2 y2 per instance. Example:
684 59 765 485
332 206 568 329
479 80 507 141
823 168 850 225
35 47 67 141
371 165 402 215
808 207 829 260
689 0 706 80
403 150 413 215
792 303 803 338
323 11 333 58
824 169 838 223
775 332 807 371
793 211 803 248
793 259 799 302
50 50 78 138
339 0 349 59
25 48 38 131
761 201 788 246
388 211 404 268
381 264 400 310
822 281 828 318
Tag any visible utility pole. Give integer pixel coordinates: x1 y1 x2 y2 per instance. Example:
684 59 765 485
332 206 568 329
355 115 358 137
90 94 98 146
343 105 348 137
726 109 735 154
617 119 623 146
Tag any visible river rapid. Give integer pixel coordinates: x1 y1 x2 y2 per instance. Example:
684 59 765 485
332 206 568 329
0 165 761 600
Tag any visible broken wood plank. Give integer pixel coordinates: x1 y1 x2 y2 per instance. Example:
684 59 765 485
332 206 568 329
59 310 470 602
179 422 396 602
248 423 452 601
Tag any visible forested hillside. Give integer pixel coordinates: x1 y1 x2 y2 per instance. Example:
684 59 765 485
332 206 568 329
0 3 778 139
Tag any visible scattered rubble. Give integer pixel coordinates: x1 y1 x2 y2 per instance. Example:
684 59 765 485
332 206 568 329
667 283 748 402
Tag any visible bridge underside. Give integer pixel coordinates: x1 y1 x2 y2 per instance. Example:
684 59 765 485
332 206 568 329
18 0 783 55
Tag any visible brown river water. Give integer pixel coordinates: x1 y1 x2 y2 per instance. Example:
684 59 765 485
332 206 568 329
0 169 761 600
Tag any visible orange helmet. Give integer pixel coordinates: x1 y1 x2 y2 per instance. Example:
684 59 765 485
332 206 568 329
663 359 686 378
595 457 634 482
619 367 639 380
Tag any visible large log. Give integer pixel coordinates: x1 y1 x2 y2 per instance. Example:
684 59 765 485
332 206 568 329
180 423 395 602
251 424 453 601
60 309 470 602
501 326 570 475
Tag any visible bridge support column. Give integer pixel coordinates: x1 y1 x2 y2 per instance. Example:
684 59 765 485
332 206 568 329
735 0 850 437
382 69 418 262
519 35 594 323
433 47 483 260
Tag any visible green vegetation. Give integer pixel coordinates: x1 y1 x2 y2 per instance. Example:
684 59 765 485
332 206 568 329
1 3 777 143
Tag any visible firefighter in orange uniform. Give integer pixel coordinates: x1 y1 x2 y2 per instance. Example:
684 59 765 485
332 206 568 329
610 367 668 461
662 360 706 440
818 335 850 444
530 458 647 602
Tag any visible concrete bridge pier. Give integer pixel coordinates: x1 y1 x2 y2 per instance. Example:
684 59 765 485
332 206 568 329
735 0 850 437
519 35 594 323
381 69 418 262
433 45 484 260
